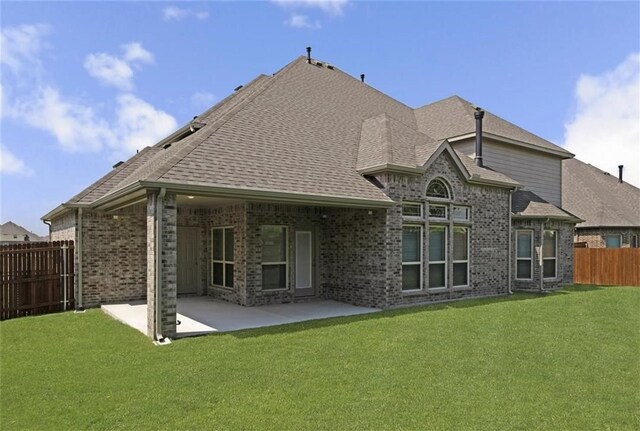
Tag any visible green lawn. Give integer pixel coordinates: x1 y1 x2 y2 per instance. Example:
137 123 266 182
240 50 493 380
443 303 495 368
1 286 639 430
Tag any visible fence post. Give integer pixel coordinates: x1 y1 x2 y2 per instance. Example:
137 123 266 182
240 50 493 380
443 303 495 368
62 243 68 311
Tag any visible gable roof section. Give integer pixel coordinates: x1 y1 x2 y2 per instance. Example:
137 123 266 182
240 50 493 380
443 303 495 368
512 190 581 221
562 158 640 228
0 222 47 241
414 96 573 158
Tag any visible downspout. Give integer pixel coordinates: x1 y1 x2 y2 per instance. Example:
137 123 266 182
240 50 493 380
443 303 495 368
42 220 52 240
155 188 167 342
76 208 85 311
507 191 513 294
539 218 549 293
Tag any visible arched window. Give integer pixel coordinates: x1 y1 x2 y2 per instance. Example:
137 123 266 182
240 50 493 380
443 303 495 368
426 178 451 199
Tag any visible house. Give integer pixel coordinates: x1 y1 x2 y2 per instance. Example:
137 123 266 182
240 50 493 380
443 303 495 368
43 54 580 340
0 221 47 245
562 158 640 248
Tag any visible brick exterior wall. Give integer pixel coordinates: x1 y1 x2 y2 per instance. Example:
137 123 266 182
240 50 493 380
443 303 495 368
575 227 640 248
375 151 512 307
50 211 76 242
512 219 574 291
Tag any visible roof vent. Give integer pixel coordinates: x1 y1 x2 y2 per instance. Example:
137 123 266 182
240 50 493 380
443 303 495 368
360 74 365 83
163 143 172 150
112 161 124 169
474 108 485 167
618 165 624 183
327 65 334 70
315 61 324 67
306 46 311 63
234 85 243 91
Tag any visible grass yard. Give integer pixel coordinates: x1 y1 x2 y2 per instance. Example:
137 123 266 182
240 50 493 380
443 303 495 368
1 286 639 430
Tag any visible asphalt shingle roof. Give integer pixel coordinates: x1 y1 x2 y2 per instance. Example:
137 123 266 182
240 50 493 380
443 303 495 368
62 57 531 208
562 158 640 227
414 96 573 157
512 190 578 219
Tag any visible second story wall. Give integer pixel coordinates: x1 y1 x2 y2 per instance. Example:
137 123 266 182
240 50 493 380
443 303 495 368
452 137 562 206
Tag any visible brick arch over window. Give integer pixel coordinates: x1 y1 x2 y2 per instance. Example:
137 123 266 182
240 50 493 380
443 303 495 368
426 178 452 200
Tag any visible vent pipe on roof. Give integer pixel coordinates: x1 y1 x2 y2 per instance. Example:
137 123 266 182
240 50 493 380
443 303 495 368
474 108 485 167
360 74 365 83
618 165 624 183
306 46 311 63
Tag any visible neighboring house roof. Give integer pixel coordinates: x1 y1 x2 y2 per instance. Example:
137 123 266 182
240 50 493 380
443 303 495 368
562 158 640 228
47 56 526 218
414 95 573 158
0 221 47 242
512 190 581 222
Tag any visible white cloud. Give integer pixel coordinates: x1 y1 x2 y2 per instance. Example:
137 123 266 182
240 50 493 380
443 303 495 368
190 92 217 110
0 145 33 176
286 14 321 29
84 53 134 91
115 94 178 155
0 23 50 78
163 6 209 21
122 42 154 64
563 53 640 187
84 42 154 90
272 0 349 16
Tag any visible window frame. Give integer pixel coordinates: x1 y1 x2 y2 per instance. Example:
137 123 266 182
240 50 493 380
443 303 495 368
211 226 234 288
604 234 622 248
515 229 534 281
402 202 423 219
428 204 448 220
402 224 423 292
452 226 470 288
452 205 470 222
542 229 558 280
632 235 639 249
428 225 448 290
260 225 289 291
426 178 452 200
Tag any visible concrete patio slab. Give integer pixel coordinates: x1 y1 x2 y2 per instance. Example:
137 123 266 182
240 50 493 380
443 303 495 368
102 297 380 338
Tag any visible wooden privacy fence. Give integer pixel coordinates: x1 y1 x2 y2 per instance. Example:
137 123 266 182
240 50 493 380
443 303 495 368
0 241 75 320
574 248 640 286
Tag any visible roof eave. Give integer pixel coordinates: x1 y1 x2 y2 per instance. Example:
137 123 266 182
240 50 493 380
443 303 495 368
469 175 520 189
357 164 423 176
512 214 583 223
449 132 574 159
41 203 87 222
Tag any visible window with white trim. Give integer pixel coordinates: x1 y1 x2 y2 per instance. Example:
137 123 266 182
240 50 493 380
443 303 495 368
402 226 422 291
428 204 447 220
605 234 622 248
542 230 557 279
632 235 639 248
426 178 451 199
402 202 422 218
261 226 288 290
429 226 447 288
516 230 533 280
212 227 234 288
452 206 470 222
453 227 469 287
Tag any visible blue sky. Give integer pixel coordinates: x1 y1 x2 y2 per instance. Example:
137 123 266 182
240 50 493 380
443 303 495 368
1 1 639 235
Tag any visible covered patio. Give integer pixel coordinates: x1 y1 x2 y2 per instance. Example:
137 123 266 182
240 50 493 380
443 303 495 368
102 296 379 338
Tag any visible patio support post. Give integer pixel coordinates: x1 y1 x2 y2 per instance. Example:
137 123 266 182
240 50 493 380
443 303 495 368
146 191 178 340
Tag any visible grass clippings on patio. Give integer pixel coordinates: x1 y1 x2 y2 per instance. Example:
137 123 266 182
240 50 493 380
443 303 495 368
1 286 639 430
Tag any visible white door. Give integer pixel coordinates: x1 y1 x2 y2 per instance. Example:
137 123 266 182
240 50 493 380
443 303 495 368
295 230 315 297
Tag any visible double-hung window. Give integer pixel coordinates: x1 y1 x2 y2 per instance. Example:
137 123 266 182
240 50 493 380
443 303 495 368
212 227 234 288
261 226 288 290
542 230 557 279
516 230 533 280
402 226 422 291
429 226 447 288
453 227 469 287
